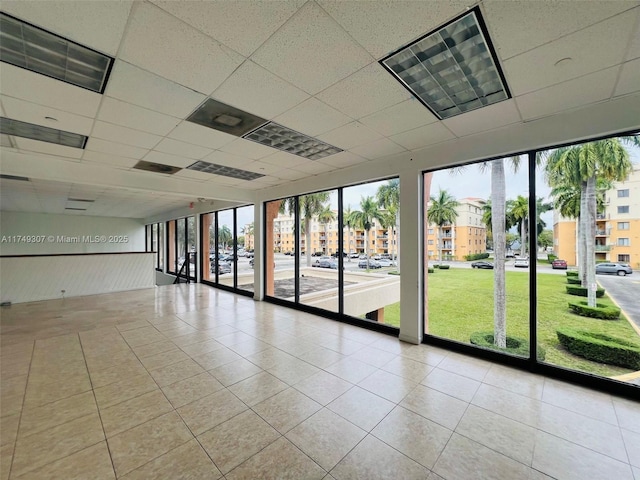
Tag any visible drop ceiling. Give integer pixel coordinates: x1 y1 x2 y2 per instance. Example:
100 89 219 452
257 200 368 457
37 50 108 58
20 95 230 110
0 0 639 220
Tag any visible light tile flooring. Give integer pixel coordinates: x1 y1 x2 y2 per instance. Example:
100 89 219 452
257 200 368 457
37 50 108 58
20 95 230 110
1 284 638 480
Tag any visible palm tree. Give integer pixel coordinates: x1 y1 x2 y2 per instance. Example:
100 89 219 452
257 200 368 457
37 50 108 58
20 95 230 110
377 179 400 271
280 192 330 267
343 205 355 262
218 225 232 251
241 222 254 250
426 189 459 264
350 196 386 271
510 195 529 257
545 137 633 307
316 205 336 254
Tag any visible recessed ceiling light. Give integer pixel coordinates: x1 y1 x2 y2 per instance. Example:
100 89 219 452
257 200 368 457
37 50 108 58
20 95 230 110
187 161 265 181
0 12 114 93
64 207 86 211
0 117 87 148
132 160 182 175
242 122 343 160
380 7 510 119
186 98 267 137
67 198 94 203
0 174 29 181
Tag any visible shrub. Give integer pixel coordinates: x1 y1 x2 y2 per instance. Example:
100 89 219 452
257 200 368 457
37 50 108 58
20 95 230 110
547 254 557 263
427 268 435 273
568 301 620 320
464 253 490 261
439 265 450 270
470 332 546 360
433 264 440 269
556 328 640 369
566 271 579 277
566 285 605 298
566 277 582 285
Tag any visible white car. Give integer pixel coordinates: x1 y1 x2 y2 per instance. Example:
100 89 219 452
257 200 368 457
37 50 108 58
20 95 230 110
514 257 529 268
377 259 396 267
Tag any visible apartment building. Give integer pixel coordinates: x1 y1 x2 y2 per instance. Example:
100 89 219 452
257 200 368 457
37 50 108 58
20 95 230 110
426 197 487 260
554 166 640 267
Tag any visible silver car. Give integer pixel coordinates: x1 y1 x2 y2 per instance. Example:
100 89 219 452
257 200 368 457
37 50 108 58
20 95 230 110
595 263 633 276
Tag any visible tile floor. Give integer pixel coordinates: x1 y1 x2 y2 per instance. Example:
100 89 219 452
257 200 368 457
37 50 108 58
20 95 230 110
1 284 638 480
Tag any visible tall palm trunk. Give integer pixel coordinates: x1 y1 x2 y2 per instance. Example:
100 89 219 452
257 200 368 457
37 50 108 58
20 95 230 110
305 218 312 267
347 225 351 262
364 229 370 271
491 159 507 348
585 176 597 307
438 226 443 264
579 184 588 287
395 210 400 273
520 219 527 257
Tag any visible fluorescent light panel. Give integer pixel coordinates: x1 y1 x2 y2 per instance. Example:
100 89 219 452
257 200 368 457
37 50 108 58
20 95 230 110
186 98 267 137
243 122 342 160
381 8 510 119
0 13 113 93
187 161 265 181
0 117 87 148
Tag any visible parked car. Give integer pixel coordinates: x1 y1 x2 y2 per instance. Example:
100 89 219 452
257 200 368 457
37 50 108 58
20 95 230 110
314 256 332 265
373 254 382 260
595 263 633 276
377 259 395 267
380 253 391 260
514 257 529 268
551 259 568 270
284 251 292 255
313 259 339 269
471 261 494 269
358 259 381 269
211 262 231 274
349 252 360 258
312 252 324 257
359 254 367 260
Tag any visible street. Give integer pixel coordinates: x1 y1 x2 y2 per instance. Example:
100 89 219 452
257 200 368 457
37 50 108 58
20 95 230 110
595 274 640 330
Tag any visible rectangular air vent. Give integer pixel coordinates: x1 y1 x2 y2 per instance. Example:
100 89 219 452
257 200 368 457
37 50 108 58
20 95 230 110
187 161 264 181
243 122 342 160
133 160 182 175
186 98 267 137
0 174 29 181
65 207 86 211
0 117 87 148
0 12 114 93
380 7 510 119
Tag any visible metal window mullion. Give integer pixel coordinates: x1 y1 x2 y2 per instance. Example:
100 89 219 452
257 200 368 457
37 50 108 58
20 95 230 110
294 197 300 304
338 189 344 315
233 209 238 290
528 151 538 370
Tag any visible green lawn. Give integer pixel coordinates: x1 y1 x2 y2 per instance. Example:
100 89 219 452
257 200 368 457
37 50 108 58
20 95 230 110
382 269 639 377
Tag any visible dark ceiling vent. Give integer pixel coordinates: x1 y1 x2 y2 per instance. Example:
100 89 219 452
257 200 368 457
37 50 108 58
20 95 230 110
186 98 267 137
0 174 30 181
133 160 182 175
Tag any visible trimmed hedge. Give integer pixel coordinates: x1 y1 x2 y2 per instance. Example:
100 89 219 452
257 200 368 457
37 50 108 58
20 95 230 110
566 277 582 285
439 265 450 270
427 267 435 273
470 332 546 360
433 264 440 269
547 254 557 263
464 253 490 261
566 285 605 298
568 301 621 320
556 328 640 369
566 271 579 277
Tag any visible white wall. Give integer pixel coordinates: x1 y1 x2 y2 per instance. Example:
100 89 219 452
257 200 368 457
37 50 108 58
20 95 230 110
0 211 145 255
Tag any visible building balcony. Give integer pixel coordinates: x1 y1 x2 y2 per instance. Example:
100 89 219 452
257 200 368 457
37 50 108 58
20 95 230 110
596 213 607 220
595 245 611 251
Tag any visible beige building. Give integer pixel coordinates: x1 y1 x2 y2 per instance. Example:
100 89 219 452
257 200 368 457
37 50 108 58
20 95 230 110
554 166 640 268
426 198 487 261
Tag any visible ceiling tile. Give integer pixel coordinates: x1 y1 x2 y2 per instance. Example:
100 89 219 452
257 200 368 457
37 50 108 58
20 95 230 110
291 160 335 175
220 138 276 160
389 123 456 151
484 0 638 60
516 67 619 120
349 138 406 160
0 63 102 118
319 0 469 58
615 59 640 97
260 151 312 168
143 150 194 168
273 97 353 136
168 122 236 150
251 1 372 95
212 61 309 119
318 122 383 149
82 150 139 169
273 168 309 181
625 13 640 61
85 138 149 159
202 150 255 169
91 121 163 149
173 170 211 182
97 98 181 136
504 12 637 95
152 138 212 160
442 100 522 137
119 2 244 94
105 61 206 118
150 0 303 57
1 0 133 55
318 151 369 168
359 99 438 136
14 137 83 159
244 161 283 176
1 95 94 135
316 62 410 119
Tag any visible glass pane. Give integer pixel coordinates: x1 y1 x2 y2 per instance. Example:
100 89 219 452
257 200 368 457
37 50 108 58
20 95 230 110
201 213 214 282
187 216 196 280
158 223 164 270
236 205 254 294
538 135 640 379
176 218 187 277
152 224 157 254
343 179 400 328
266 198 295 301
167 220 176 274
300 190 339 313
217 210 235 287
424 158 530 357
